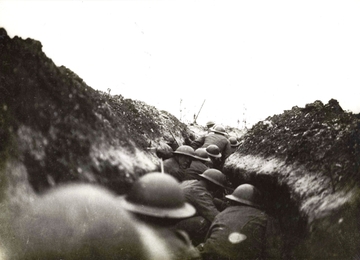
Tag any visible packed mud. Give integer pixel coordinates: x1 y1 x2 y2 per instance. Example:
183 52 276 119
225 99 360 259
1 28 360 259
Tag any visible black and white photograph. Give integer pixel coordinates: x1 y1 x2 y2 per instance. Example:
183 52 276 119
1 1 360 259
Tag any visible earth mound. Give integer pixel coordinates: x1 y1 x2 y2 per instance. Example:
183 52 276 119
0 27 194 198
225 99 360 259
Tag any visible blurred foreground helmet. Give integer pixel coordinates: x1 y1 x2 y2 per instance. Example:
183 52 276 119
193 148 211 162
225 184 262 208
206 144 222 158
211 125 227 135
206 120 215 128
229 136 240 147
173 145 195 158
11 184 164 260
119 172 196 218
199 168 227 188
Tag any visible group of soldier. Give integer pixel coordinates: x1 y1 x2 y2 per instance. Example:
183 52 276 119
10 121 277 260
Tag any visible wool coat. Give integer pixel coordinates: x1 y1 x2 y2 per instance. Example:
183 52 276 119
162 157 186 182
200 205 268 260
190 133 232 163
183 160 209 181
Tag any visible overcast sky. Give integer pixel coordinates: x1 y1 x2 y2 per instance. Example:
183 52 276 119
1 0 360 127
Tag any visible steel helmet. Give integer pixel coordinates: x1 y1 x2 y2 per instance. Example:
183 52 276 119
211 125 227 135
229 136 240 147
206 120 215 128
12 184 150 260
173 145 195 158
199 168 227 188
119 172 196 218
193 148 211 162
225 184 262 208
206 144 222 158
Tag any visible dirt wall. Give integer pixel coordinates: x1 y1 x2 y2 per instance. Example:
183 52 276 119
224 100 360 259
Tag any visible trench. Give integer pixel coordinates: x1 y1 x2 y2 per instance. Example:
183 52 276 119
223 167 308 259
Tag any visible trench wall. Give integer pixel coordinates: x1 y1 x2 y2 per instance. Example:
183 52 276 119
224 153 360 259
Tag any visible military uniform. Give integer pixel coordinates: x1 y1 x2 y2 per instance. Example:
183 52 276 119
162 157 187 182
191 134 232 166
176 180 220 246
180 180 219 222
200 205 268 260
148 225 201 260
183 160 209 181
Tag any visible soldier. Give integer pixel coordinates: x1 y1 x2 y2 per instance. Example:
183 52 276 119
161 145 195 182
176 169 227 246
11 184 171 260
119 172 201 260
205 144 223 170
164 135 180 151
183 148 210 181
198 184 268 260
228 136 240 154
155 141 174 160
206 120 216 130
191 125 232 168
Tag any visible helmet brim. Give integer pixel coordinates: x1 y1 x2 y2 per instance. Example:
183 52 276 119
206 151 222 158
230 143 240 147
118 196 196 219
173 151 195 158
225 194 260 208
211 130 226 135
199 174 226 188
193 156 211 162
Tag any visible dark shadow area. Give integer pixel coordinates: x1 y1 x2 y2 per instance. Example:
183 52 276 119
251 174 308 259
224 169 308 259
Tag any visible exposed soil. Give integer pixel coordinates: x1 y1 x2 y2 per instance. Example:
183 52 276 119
0 27 194 196
225 100 360 259
237 99 360 189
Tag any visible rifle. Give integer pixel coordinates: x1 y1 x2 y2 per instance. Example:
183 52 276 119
194 99 206 123
169 130 181 148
